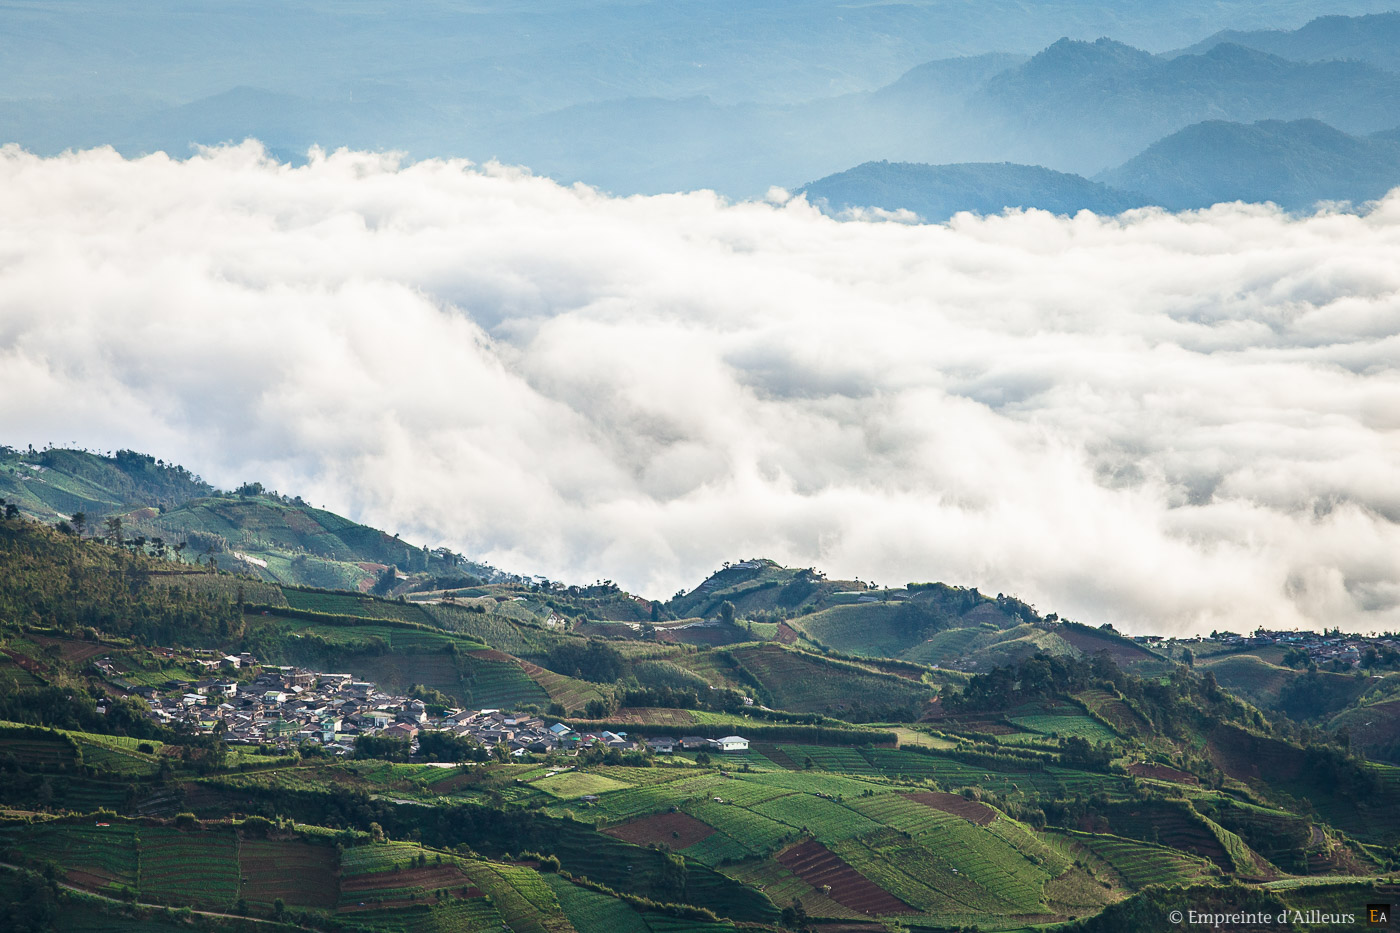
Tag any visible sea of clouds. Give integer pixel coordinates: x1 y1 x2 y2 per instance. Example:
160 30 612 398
2 142 1398 634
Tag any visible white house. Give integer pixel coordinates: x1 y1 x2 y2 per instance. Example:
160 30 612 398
712 735 750 753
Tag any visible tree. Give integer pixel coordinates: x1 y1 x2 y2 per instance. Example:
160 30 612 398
104 516 123 544
71 512 87 536
719 601 736 626
372 565 398 596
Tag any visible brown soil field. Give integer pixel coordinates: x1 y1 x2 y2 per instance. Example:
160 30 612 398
602 811 716 849
776 840 910 916
240 839 339 908
752 744 800 769
904 791 996 825
1054 626 1157 666
609 707 698 726
29 635 109 664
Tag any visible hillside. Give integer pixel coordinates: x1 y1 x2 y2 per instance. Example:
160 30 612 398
799 160 1147 221
3 466 1400 929
1097 118 1400 210
0 447 498 591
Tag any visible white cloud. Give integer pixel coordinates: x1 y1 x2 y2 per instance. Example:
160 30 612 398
2 141 1399 634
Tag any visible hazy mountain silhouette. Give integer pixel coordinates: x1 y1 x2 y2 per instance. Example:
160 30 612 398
1097 118 1400 210
799 161 1146 221
1178 12 1400 72
970 39 1400 172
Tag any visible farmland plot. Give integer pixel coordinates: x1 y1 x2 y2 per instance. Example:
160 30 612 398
750 795 883 842
1070 832 1215 889
238 837 339 908
686 800 795 854
0 820 138 893
138 825 239 908
776 839 910 916
531 771 633 799
544 873 652 933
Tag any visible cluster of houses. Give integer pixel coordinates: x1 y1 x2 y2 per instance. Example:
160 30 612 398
96 653 750 758
1141 628 1400 669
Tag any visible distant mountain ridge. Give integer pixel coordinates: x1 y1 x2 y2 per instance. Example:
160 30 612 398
1178 12 1400 72
799 160 1147 221
971 38 1400 171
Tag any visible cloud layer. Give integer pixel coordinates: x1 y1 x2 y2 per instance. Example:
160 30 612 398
2 142 1399 634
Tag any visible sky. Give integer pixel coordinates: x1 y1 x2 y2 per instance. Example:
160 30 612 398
2 143 1398 634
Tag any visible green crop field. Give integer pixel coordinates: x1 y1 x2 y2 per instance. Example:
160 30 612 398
844 793 959 835
738 770 895 799
137 825 239 907
1006 711 1117 741
283 589 433 624
750 795 883 841
833 822 1051 917
1069 832 1215 889
0 819 139 891
587 773 726 821
544 873 652 933
729 645 932 716
789 603 913 658
777 745 879 775
685 800 796 854
532 770 633 798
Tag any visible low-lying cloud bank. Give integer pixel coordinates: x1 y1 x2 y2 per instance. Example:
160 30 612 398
2 142 1398 634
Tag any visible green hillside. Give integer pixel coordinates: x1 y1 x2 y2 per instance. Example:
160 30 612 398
1 467 1397 931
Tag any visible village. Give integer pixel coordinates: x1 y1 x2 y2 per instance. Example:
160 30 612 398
93 652 750 759
1149 627 1400 670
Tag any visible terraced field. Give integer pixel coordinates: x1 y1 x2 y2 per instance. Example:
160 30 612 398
834 824 1050 917
520 660 608 711
283 589 432 623
750 794 883 841
73 736 160 777
0 729 79 770
1069 832 1215 889
340 846 483 912
730 646 932 716
779 745 879 775
238 837 339 908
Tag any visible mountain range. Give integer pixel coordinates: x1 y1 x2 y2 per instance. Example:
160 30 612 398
6 9 1400 201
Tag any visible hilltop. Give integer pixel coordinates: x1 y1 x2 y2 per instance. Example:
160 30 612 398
1097 118 1400 210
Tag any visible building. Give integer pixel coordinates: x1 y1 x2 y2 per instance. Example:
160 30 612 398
712 735 750 752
